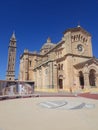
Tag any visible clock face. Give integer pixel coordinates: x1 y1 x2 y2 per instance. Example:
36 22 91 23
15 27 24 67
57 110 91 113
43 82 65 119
77 44 83 52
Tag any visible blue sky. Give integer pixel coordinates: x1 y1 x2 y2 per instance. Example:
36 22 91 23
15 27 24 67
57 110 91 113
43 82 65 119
0 0 98 80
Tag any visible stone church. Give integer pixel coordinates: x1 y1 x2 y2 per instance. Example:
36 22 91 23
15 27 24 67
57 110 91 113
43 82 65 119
19 26 98 92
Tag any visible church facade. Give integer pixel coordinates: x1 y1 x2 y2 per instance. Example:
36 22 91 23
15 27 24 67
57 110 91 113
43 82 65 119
19 26 98 92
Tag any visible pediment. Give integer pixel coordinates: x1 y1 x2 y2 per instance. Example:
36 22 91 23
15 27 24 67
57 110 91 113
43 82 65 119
74 57 98 69
63 26 91 36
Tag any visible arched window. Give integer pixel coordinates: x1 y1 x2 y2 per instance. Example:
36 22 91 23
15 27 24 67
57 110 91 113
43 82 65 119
58 64 60 70
61 64 63 70
79 71 84 89
78 34 80 40
89 69 96 87
29 60 32 67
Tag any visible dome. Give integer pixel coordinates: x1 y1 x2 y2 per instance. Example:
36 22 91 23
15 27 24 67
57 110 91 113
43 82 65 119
40 38 55 54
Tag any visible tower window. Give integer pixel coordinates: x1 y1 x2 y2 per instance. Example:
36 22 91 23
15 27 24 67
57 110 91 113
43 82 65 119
58 64 60 70
61 64 63 70
29 60 32 67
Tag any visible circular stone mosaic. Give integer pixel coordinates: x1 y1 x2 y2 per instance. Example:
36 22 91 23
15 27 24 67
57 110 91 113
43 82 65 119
39 100 95 110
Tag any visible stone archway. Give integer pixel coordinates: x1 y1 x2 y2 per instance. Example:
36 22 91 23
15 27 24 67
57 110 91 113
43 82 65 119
79 71 84 89
89 69 96 87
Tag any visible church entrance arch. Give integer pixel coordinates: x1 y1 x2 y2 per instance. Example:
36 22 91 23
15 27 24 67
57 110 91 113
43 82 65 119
89 69 96 87
79 71 84 89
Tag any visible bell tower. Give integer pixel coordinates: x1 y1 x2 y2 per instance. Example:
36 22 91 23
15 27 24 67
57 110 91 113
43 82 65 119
6 32 17 81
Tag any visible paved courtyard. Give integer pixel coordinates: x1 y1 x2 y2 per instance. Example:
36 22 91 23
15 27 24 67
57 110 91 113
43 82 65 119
0 96 98 130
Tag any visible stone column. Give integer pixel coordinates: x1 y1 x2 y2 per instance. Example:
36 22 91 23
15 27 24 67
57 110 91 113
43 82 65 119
84 73 90 89
53 64 58 90
34 70 37 87
25 59 28 80
76 73 80 89
36 69 39 89
67 56 74 88
95 73 98 87
48 62 53 88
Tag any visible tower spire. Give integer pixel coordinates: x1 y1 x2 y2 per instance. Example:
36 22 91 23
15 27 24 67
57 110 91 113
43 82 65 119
6 32 17 81
10 31 16 41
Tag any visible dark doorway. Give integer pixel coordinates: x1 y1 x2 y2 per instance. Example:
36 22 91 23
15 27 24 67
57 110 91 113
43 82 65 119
59 79 63 89
79 71 84 89
89 69 96 87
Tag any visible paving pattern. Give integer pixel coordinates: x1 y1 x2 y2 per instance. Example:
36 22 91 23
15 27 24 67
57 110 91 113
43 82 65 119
39 100 95 110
